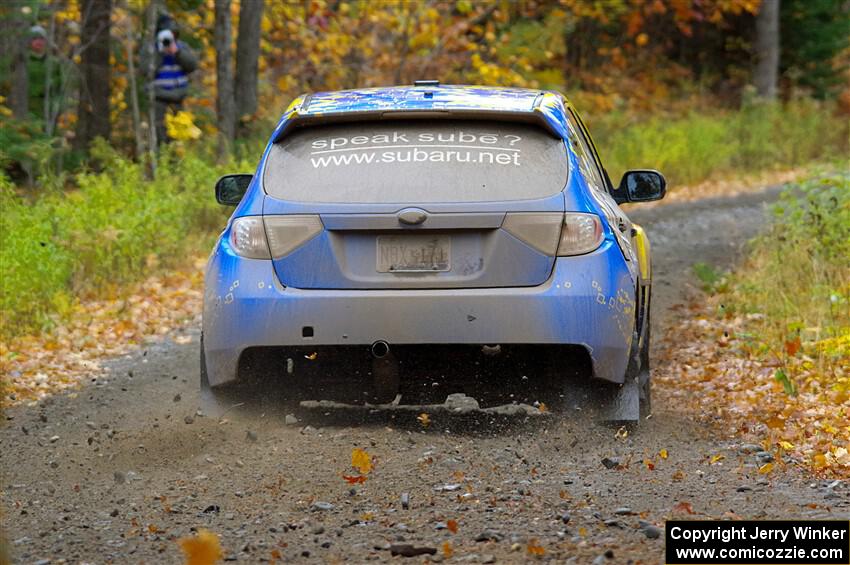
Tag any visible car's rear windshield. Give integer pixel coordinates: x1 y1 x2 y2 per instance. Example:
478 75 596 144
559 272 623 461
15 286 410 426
263 120 568 203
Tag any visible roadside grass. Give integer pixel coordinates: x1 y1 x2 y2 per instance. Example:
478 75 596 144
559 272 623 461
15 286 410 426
729 172 850 355
0 141 249 339
661 171 850 475
728 172 850 429
692 262 725 294
591 99 848 186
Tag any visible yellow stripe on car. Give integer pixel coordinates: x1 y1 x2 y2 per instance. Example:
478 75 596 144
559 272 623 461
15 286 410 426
633 224 651 282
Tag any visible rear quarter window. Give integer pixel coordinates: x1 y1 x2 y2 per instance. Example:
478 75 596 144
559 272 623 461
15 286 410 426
263 120 568 203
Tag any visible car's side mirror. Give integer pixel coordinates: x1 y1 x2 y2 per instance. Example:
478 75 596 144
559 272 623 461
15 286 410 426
215 174 253 205
612 170 666 204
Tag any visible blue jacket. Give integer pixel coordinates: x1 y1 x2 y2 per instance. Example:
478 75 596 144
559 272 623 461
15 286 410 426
144 40 198 103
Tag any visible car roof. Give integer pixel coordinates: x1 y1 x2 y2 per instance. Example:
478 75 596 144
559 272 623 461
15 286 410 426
298 85 549 116
272 85 572 143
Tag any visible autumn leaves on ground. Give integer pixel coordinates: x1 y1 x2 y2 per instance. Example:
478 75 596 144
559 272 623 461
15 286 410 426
657 173 850 477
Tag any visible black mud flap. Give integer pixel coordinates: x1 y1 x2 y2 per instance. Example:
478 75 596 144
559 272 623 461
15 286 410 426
595 376 640 423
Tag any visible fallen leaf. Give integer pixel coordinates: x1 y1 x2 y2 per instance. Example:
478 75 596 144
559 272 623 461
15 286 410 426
765 414 787 429
615 425 629 439
659 449 669 459
673 501 695 514
352 448 372 474
417 413 430 427
305 352 318 360
179 529 222 565
527 538 545 556
671 469 685 481
709 454 725 464
342 474 367 484
447 519 458 533
442 541 453 558
784 336 801 357
758 462 774 474
643 459 655 470
538 402 548 413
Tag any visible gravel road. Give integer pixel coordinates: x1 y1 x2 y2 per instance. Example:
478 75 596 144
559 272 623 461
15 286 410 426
2 186 847 564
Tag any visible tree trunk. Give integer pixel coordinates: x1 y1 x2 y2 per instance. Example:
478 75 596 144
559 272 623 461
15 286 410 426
215 0 236 155
123 1 143 162
754 0 780 99
44 13 56 130
235 0 264 124
5 7 29 120
74 0 112 151
145 0 157 176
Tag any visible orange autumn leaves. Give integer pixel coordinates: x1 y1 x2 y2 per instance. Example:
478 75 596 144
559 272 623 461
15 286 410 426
1 260 205 407
655 305 850 477
179 529 222 565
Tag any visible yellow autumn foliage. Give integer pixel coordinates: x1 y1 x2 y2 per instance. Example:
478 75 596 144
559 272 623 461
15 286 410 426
179 529 222 565
351 447 372 474
165 111 202 142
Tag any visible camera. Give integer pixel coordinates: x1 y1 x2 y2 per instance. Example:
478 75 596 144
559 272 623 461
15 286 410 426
157 29 175 53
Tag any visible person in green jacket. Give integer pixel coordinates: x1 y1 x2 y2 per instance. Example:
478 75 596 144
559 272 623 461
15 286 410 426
26 25 64 127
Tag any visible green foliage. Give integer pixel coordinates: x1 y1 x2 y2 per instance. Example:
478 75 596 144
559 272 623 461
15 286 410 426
693 262 725 293
591 99 848 186
774 368 797 397
0 174 73 335
781 0 850 99
0 116 58 183
771 173 850 264
726 171 850 348
595 110 732 186
0 142 239 338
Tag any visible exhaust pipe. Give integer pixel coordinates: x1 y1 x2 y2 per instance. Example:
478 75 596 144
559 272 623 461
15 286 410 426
371 340 390 358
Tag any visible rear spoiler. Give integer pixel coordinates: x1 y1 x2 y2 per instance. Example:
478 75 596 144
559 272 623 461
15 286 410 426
271 105 563 144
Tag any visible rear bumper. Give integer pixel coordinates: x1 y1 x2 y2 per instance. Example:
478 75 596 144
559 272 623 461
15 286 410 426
202 240 637 387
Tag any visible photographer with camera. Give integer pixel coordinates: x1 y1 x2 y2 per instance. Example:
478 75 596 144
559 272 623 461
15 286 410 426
142 14 198 144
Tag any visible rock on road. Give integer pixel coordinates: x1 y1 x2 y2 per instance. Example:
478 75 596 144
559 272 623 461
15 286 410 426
2 186 847 563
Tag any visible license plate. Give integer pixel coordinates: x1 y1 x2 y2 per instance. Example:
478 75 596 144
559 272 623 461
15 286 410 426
376 235 451 273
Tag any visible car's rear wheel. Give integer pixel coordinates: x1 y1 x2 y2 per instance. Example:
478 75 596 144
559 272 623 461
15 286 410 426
370 353 400 404
591 290 652 423
638 307 652 419
628 292 652 420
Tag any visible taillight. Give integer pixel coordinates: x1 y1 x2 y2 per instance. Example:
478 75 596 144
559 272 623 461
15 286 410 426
264 215 323 258
557 213 604 256
502 213 564 255
229 215 323 259
230 217 270 259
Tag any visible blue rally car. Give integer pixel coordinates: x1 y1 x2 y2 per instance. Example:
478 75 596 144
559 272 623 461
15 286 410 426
202 82 665 420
